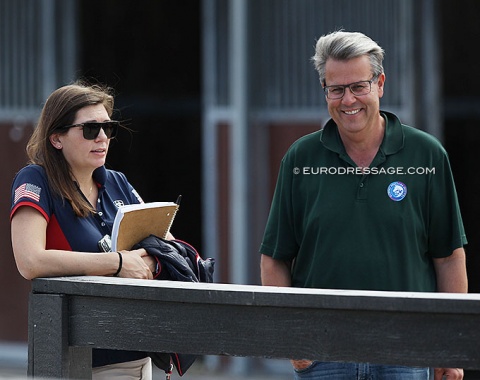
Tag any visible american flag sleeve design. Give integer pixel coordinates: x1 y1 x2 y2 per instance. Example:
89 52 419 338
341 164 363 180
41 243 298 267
14 183 42 204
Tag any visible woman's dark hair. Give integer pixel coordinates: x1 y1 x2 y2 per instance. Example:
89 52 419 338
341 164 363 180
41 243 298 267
26 80 115 217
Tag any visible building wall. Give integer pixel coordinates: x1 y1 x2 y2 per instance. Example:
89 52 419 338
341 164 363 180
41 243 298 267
0 122 34 341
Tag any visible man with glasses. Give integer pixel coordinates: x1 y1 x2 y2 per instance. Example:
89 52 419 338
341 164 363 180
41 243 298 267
259 31 467 380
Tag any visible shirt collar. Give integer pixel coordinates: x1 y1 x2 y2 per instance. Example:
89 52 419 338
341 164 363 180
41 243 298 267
93 166 107 188
320 110 404 156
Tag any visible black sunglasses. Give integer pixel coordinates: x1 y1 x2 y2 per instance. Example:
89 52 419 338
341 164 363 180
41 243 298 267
54 121 119 140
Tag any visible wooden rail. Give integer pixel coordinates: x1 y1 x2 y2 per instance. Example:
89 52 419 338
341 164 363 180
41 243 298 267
28 276 480 378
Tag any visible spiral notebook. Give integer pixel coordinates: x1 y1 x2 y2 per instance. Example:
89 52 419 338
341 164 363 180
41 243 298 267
111 198 180 251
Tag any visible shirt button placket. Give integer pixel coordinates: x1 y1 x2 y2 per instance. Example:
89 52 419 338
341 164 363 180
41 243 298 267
356 176 368 200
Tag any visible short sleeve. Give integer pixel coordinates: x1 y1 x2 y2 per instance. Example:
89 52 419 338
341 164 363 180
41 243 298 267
11 165 52 222
259 155 298 261
427 152 467 257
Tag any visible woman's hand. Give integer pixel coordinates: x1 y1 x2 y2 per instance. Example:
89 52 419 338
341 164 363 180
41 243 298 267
142 254 158 275
118 249 153 279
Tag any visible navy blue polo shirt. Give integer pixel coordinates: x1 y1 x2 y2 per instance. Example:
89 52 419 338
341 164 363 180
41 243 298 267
11 164 148 367
11 164 142 251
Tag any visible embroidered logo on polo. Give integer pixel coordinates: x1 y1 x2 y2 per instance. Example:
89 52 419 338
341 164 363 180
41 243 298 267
387 181 407 201
113 200 125 208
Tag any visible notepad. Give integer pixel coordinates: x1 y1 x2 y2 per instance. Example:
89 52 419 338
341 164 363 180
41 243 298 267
111 201 179 251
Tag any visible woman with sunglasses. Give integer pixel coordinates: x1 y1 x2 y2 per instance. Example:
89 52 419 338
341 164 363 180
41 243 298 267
10 81 159 379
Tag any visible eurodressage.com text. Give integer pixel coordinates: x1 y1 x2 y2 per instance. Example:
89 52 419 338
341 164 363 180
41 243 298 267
296 167 436 175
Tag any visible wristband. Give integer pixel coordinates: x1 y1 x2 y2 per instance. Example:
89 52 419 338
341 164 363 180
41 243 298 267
114 251 123 277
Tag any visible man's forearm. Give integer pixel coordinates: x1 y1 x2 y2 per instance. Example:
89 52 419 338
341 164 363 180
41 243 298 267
434 248 467 293
260 254 292 287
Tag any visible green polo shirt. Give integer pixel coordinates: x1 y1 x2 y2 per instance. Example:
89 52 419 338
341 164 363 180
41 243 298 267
260 111 467 292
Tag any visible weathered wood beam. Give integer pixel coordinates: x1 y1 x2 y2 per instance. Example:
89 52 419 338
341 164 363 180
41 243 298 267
28 276 480 378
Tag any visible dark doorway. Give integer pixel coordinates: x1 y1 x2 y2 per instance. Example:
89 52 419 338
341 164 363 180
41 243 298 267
78 0 202 249
441 0 480 293
441 1 480 378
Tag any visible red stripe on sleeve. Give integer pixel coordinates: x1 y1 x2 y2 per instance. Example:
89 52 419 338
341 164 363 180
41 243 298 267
10 202 49 222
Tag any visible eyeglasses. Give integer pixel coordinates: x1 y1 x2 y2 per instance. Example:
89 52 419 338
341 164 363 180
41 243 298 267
323 77 377 100
54 121 119 140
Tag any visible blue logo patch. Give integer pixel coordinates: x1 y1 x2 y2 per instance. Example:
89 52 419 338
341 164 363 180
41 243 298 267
387 181 407 201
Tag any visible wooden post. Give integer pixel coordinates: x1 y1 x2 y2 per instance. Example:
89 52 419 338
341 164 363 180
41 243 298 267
28 292 91 379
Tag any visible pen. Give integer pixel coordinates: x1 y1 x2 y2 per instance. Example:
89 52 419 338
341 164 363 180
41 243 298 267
175 195 182 206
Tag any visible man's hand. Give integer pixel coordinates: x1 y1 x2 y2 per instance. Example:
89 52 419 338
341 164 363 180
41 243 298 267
290 359 313 371
434 367 463 379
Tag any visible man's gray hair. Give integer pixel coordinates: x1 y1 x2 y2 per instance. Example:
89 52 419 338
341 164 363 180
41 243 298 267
312 30 385 86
